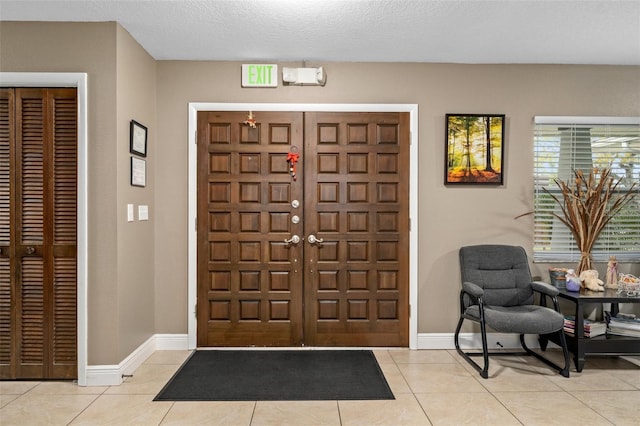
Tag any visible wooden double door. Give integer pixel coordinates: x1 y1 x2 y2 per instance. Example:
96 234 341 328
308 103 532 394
197 111 409 347
0 88 78 379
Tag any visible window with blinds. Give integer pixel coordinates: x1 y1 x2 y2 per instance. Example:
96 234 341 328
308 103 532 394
533 116 640 263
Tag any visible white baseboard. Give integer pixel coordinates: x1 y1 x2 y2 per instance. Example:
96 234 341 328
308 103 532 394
155 333 190 350
84 334 188 386
417 332 560 350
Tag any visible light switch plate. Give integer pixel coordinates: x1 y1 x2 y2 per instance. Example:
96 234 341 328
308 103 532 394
138 205 149 221
127 204 134 222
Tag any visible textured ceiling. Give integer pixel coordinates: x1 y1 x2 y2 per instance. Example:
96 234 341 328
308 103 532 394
1 0 639 64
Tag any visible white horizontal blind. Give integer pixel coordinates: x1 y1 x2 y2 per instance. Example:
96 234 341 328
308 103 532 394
533 117 640 262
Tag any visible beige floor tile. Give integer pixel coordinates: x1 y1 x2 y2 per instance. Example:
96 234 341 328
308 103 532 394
70 394 172 425
391 350 457 364
606 369 640 390
494 391 611 426
376 362 412 394
105 363 180 395
398 363 486 393
2 349 636 425
251 401 340 426
27 381 108 395
589 355 640 369
0 393 98 426
0 380 40 395
571 390 640 426
463 357 564 392
452 349 568 379
620 355 640 367
586 356 640 389
372 350 395 365
339 393 431 425
547 367 636 391
0 394 20 408
415 392 521 426
160 400 255 425
453 352 523 376
144 350 193 365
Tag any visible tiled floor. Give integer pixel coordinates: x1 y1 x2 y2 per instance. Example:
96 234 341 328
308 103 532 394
1 349 639 425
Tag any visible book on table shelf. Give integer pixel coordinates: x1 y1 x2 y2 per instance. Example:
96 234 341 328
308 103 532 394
605 312 640 338
563 316 607 338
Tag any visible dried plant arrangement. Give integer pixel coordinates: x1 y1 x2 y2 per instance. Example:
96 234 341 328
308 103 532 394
545 168 638 274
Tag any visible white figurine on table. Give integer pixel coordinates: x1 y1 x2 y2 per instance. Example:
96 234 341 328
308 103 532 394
605 256 618 289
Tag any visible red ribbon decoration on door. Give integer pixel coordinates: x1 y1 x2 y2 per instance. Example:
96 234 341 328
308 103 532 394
287 152 299 181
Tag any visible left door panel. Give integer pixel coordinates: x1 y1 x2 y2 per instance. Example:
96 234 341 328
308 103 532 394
0 88 77 379
197 111 304 346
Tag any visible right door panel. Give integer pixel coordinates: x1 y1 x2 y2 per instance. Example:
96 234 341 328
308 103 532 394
303 112 410 346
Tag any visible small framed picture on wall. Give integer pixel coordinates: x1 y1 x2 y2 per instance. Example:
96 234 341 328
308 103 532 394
131 156 146 187
130 120 148 157
445 114 505 185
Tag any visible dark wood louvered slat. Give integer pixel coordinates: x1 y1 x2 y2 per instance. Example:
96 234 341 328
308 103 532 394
0 88 77 379
20 258 44 365
19 96 45 244
0 93 10 246
0 258 10 366
50 92 77 377
54 97 77 244
0 90 13 376
54 257 76 367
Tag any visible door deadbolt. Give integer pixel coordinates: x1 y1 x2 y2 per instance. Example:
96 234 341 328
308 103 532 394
291 215 300 224
291 199 300 208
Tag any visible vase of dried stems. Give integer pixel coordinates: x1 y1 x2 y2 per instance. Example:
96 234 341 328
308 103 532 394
545 168 638 274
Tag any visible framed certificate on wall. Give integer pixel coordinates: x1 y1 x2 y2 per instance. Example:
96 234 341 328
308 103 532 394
131 156 146 187
130 120 148 157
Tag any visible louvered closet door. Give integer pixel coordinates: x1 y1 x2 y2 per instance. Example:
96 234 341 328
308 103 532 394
0 88 77 380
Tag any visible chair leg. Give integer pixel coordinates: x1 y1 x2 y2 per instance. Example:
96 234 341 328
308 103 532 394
454 317 464 351
454 317 489 379
557 329 571 378
520 333 570 378
478 319 489 378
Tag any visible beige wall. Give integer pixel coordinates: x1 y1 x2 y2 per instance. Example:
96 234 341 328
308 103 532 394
0 21 157 364
115 25 156 360
1 21 121 364
155 61 640 334
2 22 639 366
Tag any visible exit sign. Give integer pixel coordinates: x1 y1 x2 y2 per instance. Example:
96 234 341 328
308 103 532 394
241 64 278 87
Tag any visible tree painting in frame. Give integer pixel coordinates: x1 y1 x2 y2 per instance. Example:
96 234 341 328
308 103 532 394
445 114 505 185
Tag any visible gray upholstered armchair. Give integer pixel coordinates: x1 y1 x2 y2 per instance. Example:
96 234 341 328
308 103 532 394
454 245 570 379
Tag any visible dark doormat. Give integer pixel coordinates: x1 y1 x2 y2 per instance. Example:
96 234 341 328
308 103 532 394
154 350 395 401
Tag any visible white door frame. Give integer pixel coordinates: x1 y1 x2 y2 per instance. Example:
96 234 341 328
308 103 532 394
188 103 419 349
0 72 89 384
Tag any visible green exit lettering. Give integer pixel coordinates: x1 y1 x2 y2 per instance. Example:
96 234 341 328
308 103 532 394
242 64 277 87
248 65 273 85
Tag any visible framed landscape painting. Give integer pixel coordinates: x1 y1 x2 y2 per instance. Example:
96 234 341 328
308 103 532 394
445 114 505 185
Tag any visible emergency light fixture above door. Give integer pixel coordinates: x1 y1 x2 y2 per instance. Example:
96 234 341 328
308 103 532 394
282 67 326 86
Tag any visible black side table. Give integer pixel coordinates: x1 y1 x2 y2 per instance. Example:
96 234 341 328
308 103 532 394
542 288 640 372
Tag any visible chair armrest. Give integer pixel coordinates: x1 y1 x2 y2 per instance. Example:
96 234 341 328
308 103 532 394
462 281 484 298
531 280 559 297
